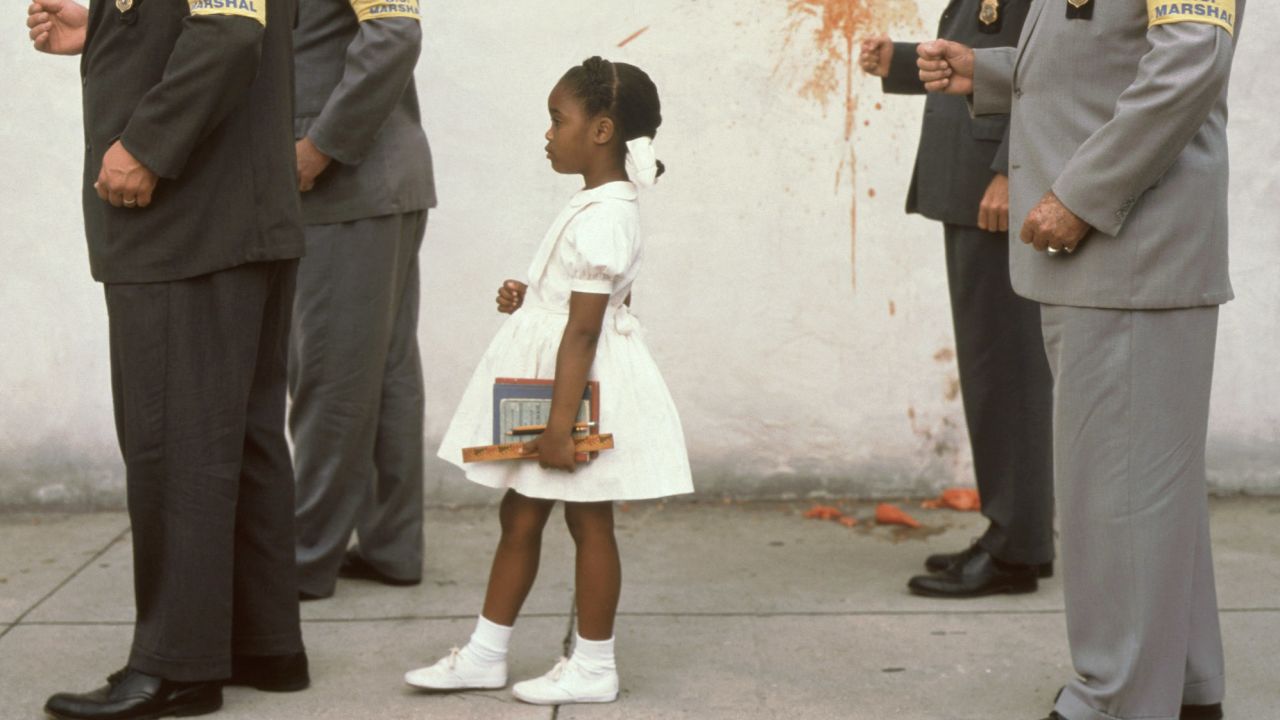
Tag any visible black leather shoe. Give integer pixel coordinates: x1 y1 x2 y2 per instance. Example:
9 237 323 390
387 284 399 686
44 667 222 720
926 542 1053 578
1054 685 1222 720
1047 704 1221 719
337 549 420 587
1045 703 1220 719
1181 703 1223 720
226 652 310 693
909 546 1039 598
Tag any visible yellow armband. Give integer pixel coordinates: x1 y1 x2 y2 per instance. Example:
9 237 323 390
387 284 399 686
188 0 266 27
1147 0 1235 36
350 0 420 22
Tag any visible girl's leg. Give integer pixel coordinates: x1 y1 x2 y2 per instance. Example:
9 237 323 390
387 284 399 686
510 500 621 705
482 489 557 625
405 489 554 690
563 501 621 640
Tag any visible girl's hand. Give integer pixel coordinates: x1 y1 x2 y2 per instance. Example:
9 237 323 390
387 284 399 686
496 280 527 314
521 431 577 472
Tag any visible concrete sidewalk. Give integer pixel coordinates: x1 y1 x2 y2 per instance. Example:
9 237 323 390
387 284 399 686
2 497 1277 719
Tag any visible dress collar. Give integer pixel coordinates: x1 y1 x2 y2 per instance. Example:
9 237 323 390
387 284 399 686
568 180 638 207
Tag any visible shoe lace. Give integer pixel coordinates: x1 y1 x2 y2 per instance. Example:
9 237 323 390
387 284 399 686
444 647 461 670
546 656 571 681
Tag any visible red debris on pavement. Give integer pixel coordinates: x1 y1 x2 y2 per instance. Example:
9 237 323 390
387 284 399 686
803 504 846 521
875 503 922 528
921 488 982 511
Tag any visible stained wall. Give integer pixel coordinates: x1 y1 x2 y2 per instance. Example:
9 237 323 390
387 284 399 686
2 1 1277 508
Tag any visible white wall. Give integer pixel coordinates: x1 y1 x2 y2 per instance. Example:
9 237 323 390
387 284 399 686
2 1 1277 508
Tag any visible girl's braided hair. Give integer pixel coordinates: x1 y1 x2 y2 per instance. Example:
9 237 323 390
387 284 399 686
561 56 665 178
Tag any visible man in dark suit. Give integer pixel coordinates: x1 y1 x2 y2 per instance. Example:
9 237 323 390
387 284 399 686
290 0 436 600
858 0 1054 598
27 0 309 716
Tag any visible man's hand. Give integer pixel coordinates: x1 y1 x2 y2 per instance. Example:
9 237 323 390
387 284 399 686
296 137 332 193
94 141 157 209
1020 191 1091 254
917 40 974 95
496 280 527 314
858 35 893 78
978 173 1009 233
521 432 577 472
27 0 87 56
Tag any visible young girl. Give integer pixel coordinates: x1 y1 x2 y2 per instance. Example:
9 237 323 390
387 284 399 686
404 57 693 705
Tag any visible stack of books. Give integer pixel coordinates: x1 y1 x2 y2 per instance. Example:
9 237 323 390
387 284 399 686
462 378 613 463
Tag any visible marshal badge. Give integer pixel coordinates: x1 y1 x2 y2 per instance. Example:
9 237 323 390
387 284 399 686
979 0 1000 25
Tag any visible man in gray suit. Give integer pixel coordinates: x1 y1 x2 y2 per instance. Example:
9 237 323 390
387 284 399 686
919 1 1243 718
859 0 1055 599
291 0 436 600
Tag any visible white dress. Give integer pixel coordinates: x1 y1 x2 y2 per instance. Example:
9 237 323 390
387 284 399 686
438 181 694 502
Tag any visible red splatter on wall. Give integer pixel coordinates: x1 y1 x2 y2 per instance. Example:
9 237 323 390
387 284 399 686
618 26 650 47
778 0 922 289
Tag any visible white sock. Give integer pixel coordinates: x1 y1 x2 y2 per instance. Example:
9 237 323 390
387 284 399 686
570 634 616 674
460 615 512 666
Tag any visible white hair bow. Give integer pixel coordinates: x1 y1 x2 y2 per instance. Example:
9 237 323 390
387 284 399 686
625 136 659 188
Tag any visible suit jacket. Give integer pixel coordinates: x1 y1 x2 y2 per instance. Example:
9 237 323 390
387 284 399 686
972 0 1244 309
883 0 1030 228
293 0 436 225
80 0 305 284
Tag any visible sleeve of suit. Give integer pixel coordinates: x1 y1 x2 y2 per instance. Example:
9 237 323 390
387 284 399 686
119 15 265 180
882 42 926 95
1051 23 1235 236
306 14 422 166
970 47 1017 116
991 124 1011 175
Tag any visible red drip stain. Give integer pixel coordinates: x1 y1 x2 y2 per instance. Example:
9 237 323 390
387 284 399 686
779 0 923 290
868 187 876 198
875 102 882 110
618 26 650 48
944 376 961 401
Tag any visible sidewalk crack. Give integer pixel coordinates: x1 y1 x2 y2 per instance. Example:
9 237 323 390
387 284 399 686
550 589 577 720
0 524 130 643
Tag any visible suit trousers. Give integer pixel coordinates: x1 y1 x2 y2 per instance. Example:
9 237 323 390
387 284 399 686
105 260 304 681
1042 305 1225 720
290 211 427 596
944 224 1055 565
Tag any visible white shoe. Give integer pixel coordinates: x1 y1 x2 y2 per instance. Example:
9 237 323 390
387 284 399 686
404 647 507 691
511 657 619 705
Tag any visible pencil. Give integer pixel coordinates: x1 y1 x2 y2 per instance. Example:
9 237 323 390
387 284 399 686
507 422 596 435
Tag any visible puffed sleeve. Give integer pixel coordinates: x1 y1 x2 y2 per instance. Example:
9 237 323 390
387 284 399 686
564 206 636 295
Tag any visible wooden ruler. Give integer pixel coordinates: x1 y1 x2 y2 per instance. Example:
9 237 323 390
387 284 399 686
462 434 614 463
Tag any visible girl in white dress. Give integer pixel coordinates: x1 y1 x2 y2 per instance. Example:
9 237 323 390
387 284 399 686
404 56 693 705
